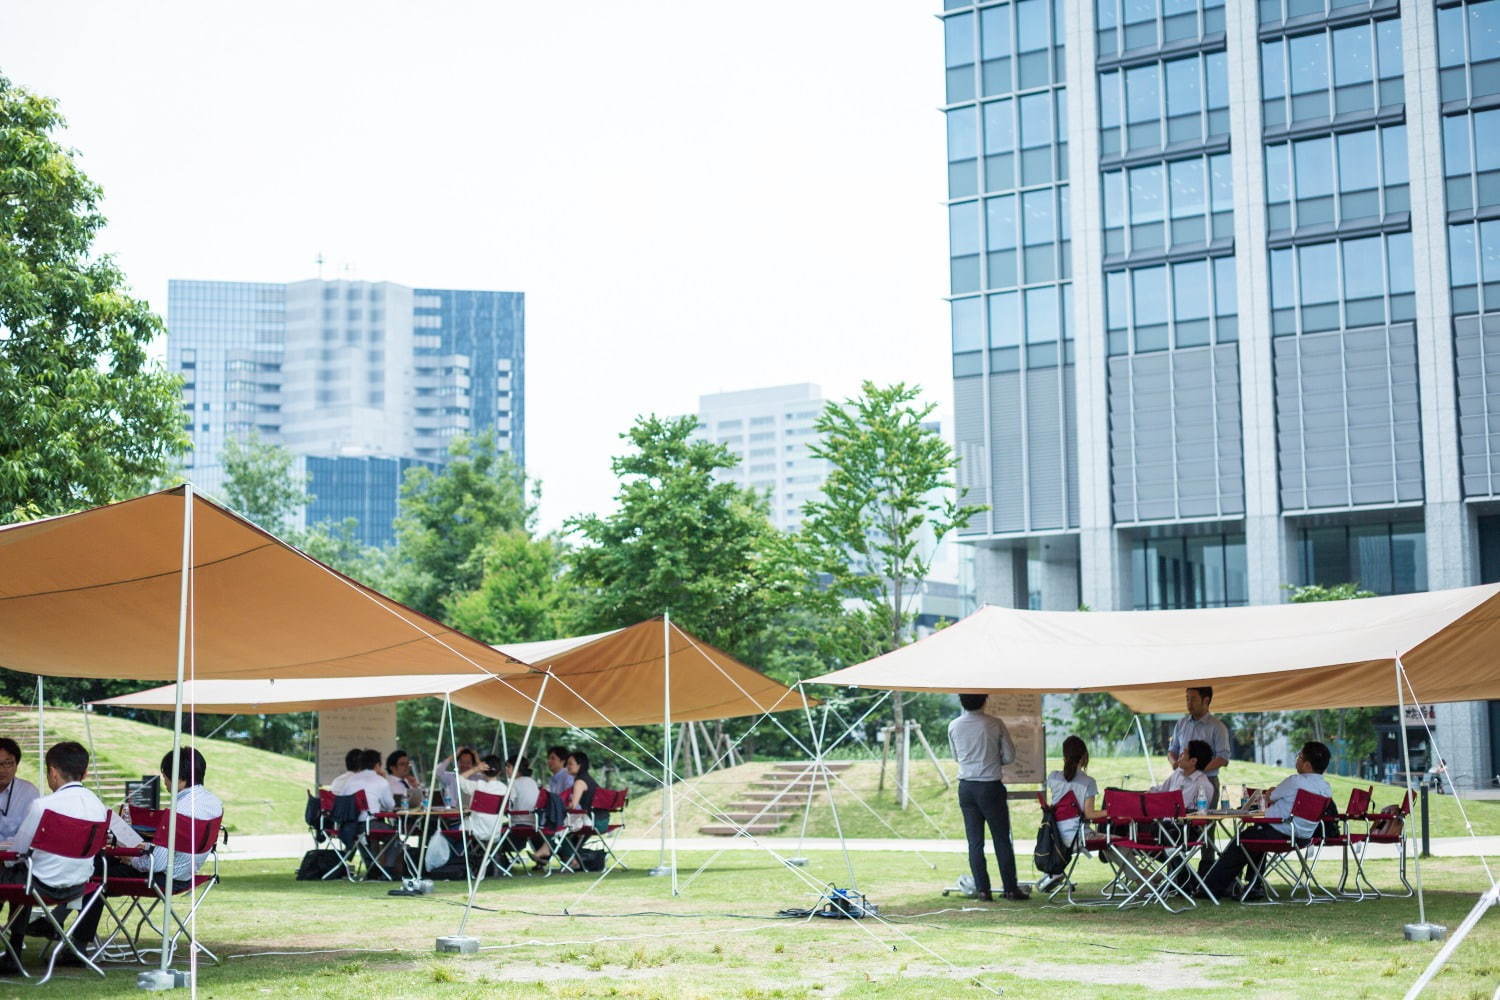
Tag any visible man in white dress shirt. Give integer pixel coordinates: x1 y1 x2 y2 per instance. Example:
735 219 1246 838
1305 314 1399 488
338 750 396 821
1152 739 1217 811
1204 741 1333 901
948 694 1027 902
0 739 41 845
65 747 223 958
0 742 108 971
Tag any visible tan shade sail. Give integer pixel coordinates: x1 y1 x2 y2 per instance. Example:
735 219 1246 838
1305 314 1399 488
94 620 809 727
809 584 1500 713
0 488 526 681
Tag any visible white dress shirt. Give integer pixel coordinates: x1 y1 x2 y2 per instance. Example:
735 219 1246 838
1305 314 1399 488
7 781 108 888
340 769 395 820
506 776 541 816
0 778 41 842
110 785 224 882
456 775 508 841
947 710 1016 782
1152 768 1216 811
1264 771 1332 839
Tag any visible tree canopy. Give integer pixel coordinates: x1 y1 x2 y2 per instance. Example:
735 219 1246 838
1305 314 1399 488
220 432 309 534
0 75 186 522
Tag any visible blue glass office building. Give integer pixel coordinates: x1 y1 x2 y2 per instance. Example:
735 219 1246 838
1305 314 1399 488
168 279 524 548
942 0 1498 783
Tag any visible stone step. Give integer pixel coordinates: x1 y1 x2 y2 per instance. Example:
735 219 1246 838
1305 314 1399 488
697 823 781 837
740 791 816 802
719 809 796 823
770 762 851 773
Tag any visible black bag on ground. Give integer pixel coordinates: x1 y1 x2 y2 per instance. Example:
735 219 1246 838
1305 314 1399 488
295 849 343 881
1033 819 1072 876
577 848 606 873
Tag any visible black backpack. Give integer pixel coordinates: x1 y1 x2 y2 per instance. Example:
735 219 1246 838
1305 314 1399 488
1033 815 1072 876
295 849 343 881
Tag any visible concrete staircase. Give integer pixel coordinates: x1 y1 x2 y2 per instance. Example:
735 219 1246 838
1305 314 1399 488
697 761 852 836
0 705 133 803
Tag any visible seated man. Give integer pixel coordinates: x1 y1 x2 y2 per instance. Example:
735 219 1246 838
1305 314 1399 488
66 748 222 959
543 746 572 830
1152 739 1216 812
328 748 363 796
1204 741 1332 901
385 750 421 808
345 749 396 821
0 742 108 973
0 738 40 845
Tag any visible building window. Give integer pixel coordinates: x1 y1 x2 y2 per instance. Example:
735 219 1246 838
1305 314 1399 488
1443 108 1500 216
1438 1 1500 104
1096 0 1225 59
1098 50 1228 157
1260 18 1402 130
1105 254 1237 354
1448 219 1500 314
1298 522 1427 594
1259 0 1396 28
1264 124 1408 235
1130 532 1248 609
1268 233 1415 334
1103 152 1233 258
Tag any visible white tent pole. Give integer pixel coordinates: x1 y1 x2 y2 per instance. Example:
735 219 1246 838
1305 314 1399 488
1134 716 1157 785
453 671 552 940
157 483 192 979
658 613 677 893
35 678 44 787
414 693 452 871
445 692 473 892
1403 882 1499 999
1395 654 1430 931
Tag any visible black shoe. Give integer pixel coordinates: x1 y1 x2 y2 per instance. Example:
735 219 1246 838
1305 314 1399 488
975 891 994 902
1001 888 1031 901
51 948 88 968
0 954 22 976
26 918 59 942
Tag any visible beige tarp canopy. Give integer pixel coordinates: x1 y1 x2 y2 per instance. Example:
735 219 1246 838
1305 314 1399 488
0 487 526 681
94 620 808 727
810 584 1500 713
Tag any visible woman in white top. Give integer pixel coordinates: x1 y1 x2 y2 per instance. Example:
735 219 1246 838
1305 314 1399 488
455 754 508 843
1044 736 1105 850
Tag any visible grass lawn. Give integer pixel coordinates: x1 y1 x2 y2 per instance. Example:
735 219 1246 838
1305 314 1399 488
36 709 313 835
628 757 1500 843
6 849 1495 999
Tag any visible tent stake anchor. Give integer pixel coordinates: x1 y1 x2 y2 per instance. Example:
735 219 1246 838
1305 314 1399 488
436 935 480 954
786 857 808 867
1404 922 1448 942
647 865 676 877
137 969 193 991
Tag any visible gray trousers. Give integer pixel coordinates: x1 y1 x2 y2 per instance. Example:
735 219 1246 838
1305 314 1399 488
957 779 1019 896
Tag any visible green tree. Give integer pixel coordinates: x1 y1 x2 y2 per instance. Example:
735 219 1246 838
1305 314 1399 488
297 517 393 592
566 414 813 657
798 382 978 804
391 432 532 618
1047 692 1137 747
0 75 187 522
219 432 309 534
443 529 574 644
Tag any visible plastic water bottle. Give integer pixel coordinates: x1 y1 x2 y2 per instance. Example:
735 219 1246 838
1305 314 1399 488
1195 794 1207 814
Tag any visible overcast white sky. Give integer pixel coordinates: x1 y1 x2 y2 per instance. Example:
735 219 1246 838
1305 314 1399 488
0 1 950 531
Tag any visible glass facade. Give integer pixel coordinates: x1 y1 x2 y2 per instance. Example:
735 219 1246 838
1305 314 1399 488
1297 521 1427 594
1102 153 1233 258
1130 532 1248 609
1263 124 1409 235
305 455 439 548
1259 17 1402 129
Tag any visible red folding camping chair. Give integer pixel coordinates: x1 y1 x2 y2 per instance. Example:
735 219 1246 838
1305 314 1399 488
1034 790 1099 902
444 790 509 877
313 790 393 881
0 810 110 984
1105 790 1202 912
94 809 224 965
1237 789 1335 905
1314 786 1377 900
1083 788 1150 907
1346 789 1412 898
556 788 630 874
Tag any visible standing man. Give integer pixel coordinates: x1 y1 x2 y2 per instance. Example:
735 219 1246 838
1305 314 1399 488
1167 686 1232 870
948 694 1028 902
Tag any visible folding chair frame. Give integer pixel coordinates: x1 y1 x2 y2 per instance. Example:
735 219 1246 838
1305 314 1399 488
0 811 111 985
94 812 223 967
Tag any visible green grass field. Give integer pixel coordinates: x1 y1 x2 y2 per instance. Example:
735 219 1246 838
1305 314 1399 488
34 709 313 835
2 850 1493 999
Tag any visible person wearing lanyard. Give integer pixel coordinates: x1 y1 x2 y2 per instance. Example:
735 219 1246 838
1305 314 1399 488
0 739 40 844
1166 686 1231 872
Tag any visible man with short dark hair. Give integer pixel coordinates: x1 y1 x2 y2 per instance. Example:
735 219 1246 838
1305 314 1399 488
1204 741 1333 901
0 742 107 970
1167 686 1232 871
947 693 1026 902
329 748 363 795
343 749 395 821
0 737 40 843
65 747 223 958
386 750 420 806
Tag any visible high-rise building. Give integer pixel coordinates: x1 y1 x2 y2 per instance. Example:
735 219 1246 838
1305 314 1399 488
941 0 1497 783
168 278 523 546
696 384 831 532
